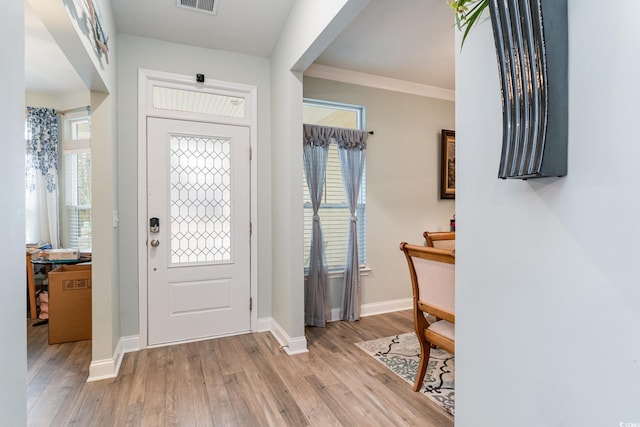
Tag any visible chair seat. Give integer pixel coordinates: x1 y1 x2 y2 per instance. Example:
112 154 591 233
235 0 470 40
428 320 454 341
426 319 455 355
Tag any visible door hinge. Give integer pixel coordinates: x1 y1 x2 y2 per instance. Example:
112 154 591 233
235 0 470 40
250 222 252 236
249 297 253 311
249 147 252 161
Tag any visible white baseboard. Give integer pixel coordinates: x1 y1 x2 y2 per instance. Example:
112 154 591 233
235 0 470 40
329 298 412 321
286 336 308 355
257 317 272 333
361 298 412 317
87 337 125 382
269 318 308 355
121 335 141 353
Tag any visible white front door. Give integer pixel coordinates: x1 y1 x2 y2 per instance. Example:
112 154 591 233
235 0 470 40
147 117 251 346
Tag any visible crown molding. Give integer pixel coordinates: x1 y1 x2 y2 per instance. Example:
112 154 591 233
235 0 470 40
304 64 455 102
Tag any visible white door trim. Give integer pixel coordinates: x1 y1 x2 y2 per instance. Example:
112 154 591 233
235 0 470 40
137 68 258 348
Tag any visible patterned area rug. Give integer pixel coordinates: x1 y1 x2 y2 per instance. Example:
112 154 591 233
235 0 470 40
355 332 455 416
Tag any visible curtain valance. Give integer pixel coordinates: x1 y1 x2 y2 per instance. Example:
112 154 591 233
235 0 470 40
303 124 368 150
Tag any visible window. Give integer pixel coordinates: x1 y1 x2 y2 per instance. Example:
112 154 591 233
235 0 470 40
303 99 366 270
152 86 245 118
61 112 92 250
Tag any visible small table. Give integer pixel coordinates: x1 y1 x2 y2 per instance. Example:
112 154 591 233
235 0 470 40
28 255 91 320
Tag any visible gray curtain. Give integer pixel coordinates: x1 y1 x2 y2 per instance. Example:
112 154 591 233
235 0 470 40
336 128 368 322
303 124 331 327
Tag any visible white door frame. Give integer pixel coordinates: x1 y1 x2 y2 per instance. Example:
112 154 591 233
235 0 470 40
137 68 258 348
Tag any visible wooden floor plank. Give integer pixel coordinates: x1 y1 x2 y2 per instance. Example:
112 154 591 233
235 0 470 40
126 350 151 406
244 350 311 426
194 341 236 426
139 346 168 424
184 343 215 427
26 310 454 426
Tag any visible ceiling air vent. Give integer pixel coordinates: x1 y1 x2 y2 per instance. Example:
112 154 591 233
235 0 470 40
177 0 218 15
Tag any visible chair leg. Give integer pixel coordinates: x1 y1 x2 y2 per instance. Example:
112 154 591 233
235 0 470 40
413 337 431 392
413 308 432 391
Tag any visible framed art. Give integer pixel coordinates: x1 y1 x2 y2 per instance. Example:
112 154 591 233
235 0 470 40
440 129 455 199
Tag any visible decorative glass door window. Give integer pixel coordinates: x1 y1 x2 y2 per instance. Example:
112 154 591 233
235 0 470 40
169 134 232 264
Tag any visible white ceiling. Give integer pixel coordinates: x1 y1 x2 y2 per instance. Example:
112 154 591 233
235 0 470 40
316 0 455 90
111 0 295 57
25 4 87 95
25 0 455 94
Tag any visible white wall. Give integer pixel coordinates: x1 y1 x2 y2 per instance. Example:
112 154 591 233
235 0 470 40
26 91 90 116
116 34 273 336
303 76 455 310
56 91 91 112
0 1 26 424
90 87 120 363
26 92 58 107
30 0 120 365
269 0 370 346
456 3 640 425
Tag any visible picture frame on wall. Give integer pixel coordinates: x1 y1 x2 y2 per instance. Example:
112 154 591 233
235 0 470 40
440 129 455 199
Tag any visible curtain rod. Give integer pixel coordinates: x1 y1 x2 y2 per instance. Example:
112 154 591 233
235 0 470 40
56 105 90 115
304 123 374 135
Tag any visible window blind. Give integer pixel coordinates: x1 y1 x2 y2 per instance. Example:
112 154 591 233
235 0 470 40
303 144 366 269
63 152 92 250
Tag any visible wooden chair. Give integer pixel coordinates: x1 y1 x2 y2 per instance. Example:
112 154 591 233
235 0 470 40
399 242 455 391
423 231 455 250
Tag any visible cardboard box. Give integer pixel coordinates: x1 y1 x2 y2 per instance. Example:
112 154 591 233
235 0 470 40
48 248 79 261
47 264 92 344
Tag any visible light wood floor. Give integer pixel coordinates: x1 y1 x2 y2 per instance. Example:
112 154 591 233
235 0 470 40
27 310 454 426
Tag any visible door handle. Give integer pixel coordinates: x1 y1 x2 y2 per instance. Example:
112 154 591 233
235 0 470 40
150 239 160 247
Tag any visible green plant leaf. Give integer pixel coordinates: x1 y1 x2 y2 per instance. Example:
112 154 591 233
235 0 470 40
450 0 489 48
